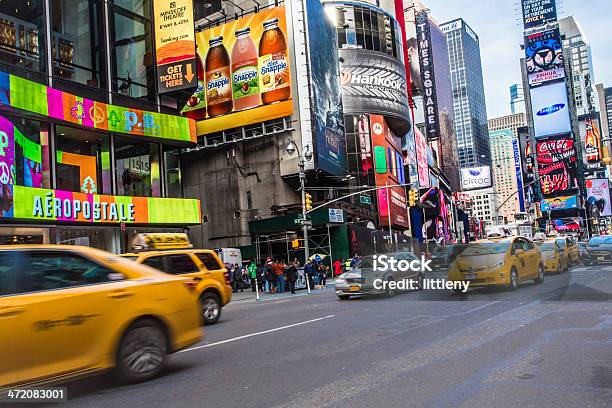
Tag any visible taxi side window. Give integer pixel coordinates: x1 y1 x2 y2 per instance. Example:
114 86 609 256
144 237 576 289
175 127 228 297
522 239 535 251
17 252 114 293
511 240 523 254
195 253 222 270
555 239 565 248
166 254 199 274
0 251 18 296
142 256 166 272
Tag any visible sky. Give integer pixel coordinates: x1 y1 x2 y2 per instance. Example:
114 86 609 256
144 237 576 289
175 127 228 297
424 0 612 119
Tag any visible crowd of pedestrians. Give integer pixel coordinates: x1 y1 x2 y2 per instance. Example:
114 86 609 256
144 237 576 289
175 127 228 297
226 254 361 295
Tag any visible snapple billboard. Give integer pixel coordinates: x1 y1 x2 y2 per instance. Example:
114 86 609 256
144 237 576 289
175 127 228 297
185 6 293 135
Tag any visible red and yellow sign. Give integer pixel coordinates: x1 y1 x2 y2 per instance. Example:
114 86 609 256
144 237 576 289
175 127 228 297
153 0 197 93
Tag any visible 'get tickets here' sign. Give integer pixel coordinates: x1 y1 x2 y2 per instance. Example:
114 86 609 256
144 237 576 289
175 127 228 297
154 0 197 93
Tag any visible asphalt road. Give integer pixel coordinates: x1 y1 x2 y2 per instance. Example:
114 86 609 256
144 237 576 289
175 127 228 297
57 264 612 408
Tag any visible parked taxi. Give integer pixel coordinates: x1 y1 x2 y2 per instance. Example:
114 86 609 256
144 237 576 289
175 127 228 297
0 245 203 388
537 240 567 274
448 236 544 292
121 233 232 325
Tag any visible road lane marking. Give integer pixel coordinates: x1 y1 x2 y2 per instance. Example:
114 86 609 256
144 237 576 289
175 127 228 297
178 315 335 353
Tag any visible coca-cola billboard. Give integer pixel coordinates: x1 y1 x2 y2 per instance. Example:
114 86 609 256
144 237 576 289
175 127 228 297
536 136 579 196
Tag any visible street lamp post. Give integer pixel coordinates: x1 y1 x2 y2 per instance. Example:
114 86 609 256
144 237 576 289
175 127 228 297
287 140 313 294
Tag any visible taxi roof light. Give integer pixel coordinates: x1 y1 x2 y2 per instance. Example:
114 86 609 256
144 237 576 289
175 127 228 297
130 233 193 252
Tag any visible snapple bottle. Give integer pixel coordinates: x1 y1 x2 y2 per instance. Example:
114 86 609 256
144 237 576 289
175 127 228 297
205 36 233 117
231 27 260 111
259 18 290 105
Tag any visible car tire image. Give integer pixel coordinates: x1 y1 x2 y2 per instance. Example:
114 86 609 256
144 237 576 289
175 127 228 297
116 318 168 384
201 292 222 325
534 265 545 284
508 268 519 291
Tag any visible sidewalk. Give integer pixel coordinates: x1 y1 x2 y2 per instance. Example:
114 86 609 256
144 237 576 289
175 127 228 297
229 284 335 303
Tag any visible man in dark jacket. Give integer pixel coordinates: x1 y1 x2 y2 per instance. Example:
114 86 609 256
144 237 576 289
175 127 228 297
304 261 316 290
286 260 298 294
232 263 243 293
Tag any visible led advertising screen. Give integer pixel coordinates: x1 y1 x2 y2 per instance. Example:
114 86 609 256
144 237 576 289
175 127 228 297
521 0 558 29
540 195 579 212
512 138 526 212
306 0 347 177
536 135 579 196
460 166 492 191
530 82 572 138
415 127 429 188
578 114 604 171
153 0 197 93
187 7 293 135
525 28 564 85
370 114 408 228
586 179 612 218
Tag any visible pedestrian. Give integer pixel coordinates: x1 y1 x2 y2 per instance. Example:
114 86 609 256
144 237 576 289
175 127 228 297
333 258 343 276
256 263 266 292
273 260 285 293
344 258 352 272
350 254 359 268
317 265 327 289
304 261 316 290
232 263 243 293
266 260 276 294
248 260 258 292
286 260 297 294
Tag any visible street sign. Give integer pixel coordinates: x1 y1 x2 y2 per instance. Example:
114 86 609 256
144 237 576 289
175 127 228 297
360 195 372 205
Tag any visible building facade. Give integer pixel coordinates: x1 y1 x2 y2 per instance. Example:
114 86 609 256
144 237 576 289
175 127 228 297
464 187 499 225
0 0 201 252
488 113 527 223
510 84 526 115
440 18 491 169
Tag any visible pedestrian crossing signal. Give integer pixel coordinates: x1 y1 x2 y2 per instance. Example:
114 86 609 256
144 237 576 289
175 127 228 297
305 193 313 211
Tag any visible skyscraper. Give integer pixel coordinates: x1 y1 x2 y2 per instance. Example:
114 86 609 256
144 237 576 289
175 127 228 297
440 18 491 170
510 84 526 114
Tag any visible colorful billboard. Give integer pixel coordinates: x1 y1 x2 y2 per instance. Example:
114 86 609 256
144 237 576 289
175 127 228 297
530 82 572 138
536 136 579 196
5 185 201 225
415 12 439 140
0 115 15 217
517 126 536 203
512 138 526 212
525 28 564 85
579 114 604 171
187 6 293 135
586 179 612 218
339 49 410 134
521 0 557 29
154 0 197 93
460 166 492 191
540 195 578 212
370 115 408 228
306 0 346 177
415 127 429 188
0 71 196 142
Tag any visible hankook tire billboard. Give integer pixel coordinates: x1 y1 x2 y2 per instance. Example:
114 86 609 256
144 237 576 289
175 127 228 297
339 49 410 133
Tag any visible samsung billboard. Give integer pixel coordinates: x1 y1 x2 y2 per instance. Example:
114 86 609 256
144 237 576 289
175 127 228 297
460 166 492 191
530 82 572 138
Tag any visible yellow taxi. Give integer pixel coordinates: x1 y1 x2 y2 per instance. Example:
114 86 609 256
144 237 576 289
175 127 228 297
0 245 203 388
448 236 544 292
554 236 580 265
121 233 232 325
537 240 567 274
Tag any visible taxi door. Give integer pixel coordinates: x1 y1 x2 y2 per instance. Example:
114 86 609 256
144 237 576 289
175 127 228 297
6 250 135 386
522 239 540 278
512 239 530 281
0 251 21 386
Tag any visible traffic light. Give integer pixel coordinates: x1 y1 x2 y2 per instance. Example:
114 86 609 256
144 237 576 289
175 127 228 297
291 239 300 249
408 189 418 207
305 193 313 211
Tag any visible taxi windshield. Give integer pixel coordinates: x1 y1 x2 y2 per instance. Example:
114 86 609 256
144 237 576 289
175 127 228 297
538 242 556 251
460 242 510 256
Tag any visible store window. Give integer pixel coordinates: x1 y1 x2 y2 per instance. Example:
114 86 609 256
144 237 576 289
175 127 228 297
114 136 160 197
55 125 112 195
112 0 151 19
50 0 105 88
164 147 182 198
0 0 47 73
110 3 155 100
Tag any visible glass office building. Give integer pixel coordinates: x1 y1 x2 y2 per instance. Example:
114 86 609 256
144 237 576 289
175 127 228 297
440 18 491 169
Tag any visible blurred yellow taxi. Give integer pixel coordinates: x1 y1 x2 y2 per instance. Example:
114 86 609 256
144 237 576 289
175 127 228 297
448 236 544 292
537 240 567 274
0 245 203 388
554 236 580 265
120 233 232 325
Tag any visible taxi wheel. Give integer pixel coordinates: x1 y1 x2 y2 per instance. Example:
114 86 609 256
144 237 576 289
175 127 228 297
508 268 519 291
201 293 221 325
534 265 545 284
338 295 350 300
117 318 168 383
